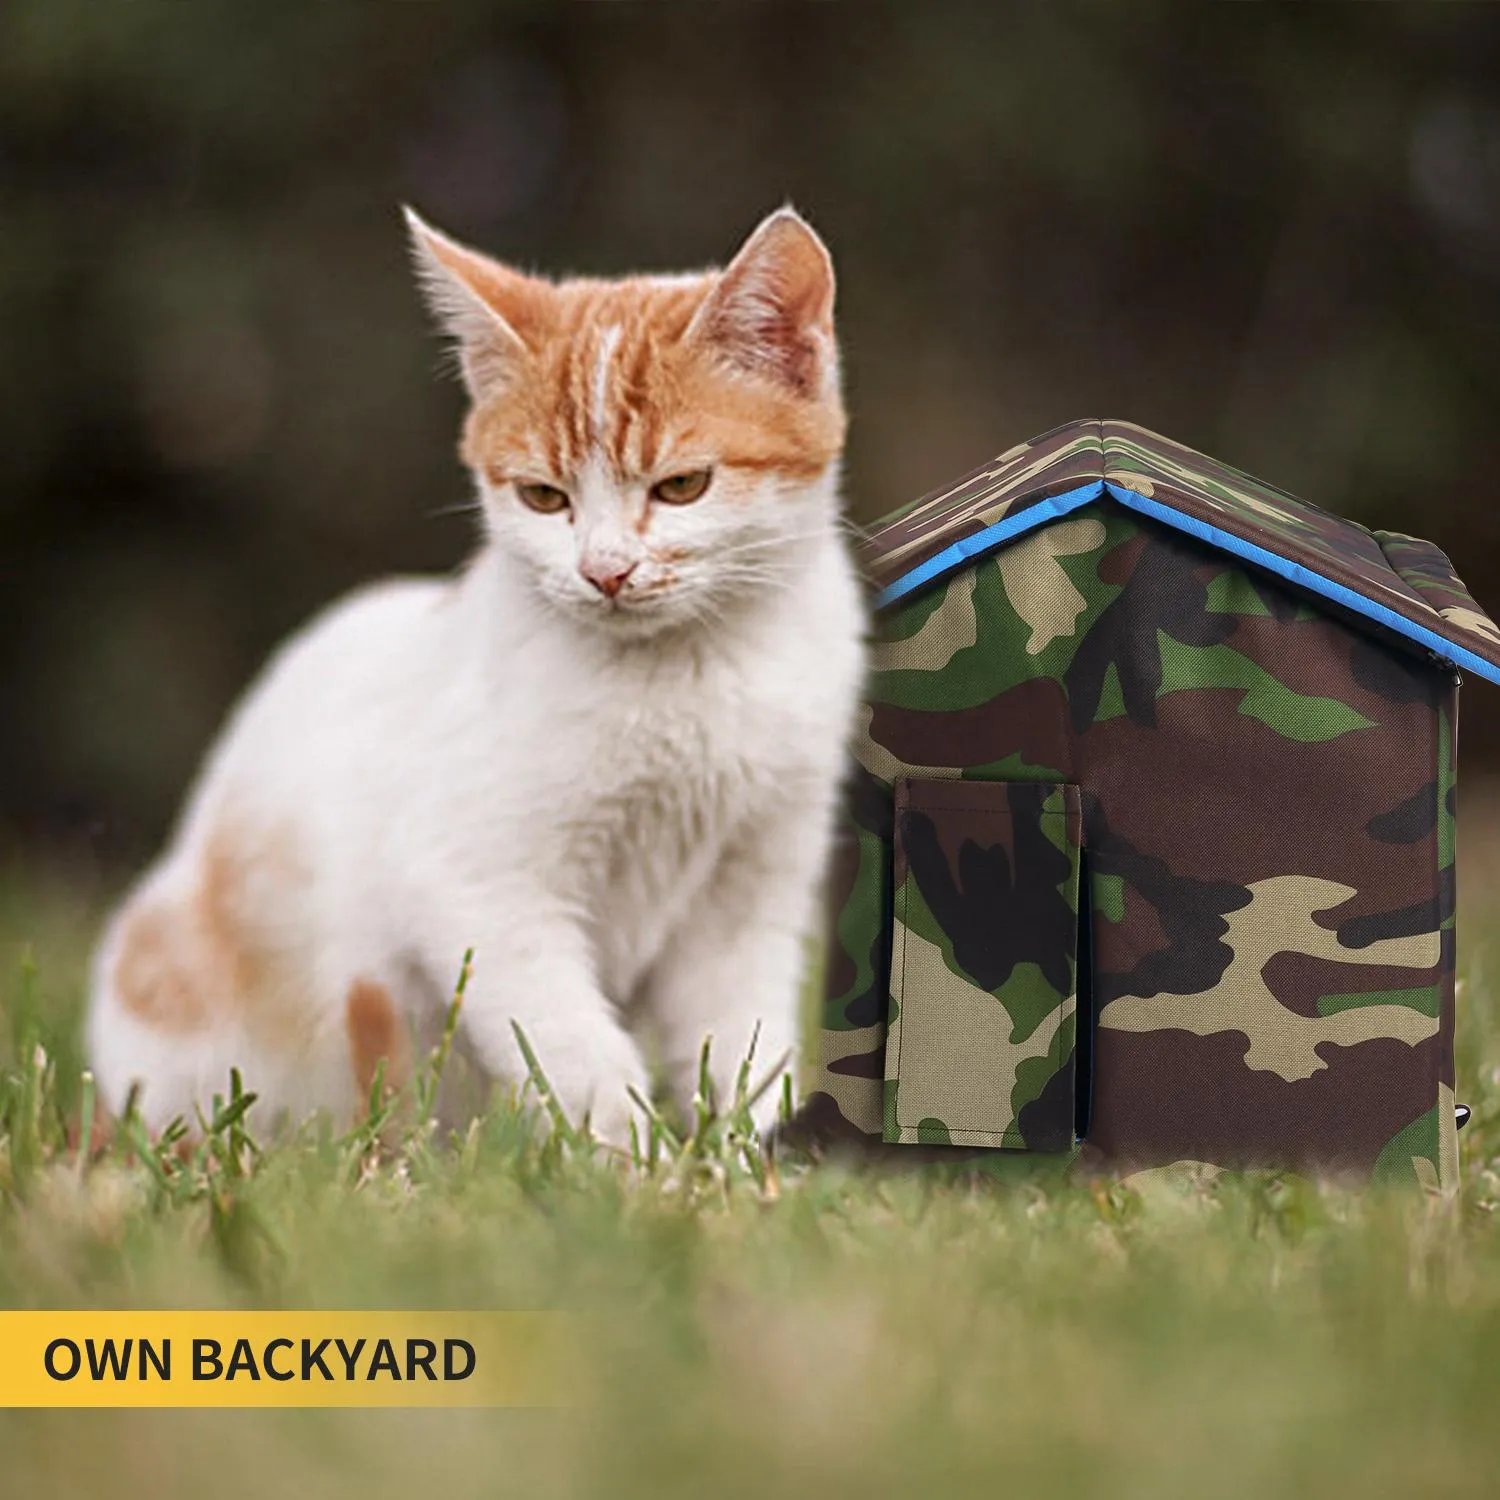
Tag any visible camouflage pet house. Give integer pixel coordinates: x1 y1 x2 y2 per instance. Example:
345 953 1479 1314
805 419 1500 1190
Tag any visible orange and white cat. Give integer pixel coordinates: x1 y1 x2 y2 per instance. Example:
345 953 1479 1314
86 207 866 1147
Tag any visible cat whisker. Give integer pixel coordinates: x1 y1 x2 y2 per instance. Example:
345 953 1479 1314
710 568 802 589
423 498 485 522
710 526 845 559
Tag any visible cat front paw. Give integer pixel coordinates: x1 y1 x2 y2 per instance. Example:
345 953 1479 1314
582 1086 650 1157
523 1027 651 1158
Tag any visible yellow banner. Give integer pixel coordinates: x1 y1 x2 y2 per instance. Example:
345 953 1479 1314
0 1311 570 1407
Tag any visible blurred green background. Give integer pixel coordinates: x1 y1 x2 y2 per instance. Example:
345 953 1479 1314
4 0 1500 872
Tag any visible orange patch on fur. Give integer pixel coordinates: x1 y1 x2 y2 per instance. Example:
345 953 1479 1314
112 813 309 1043
346 979 411 1104
197 827 263 995
112 902 210 1031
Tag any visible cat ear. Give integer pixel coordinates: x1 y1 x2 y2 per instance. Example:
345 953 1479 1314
402 207 540 396
688 207 837 397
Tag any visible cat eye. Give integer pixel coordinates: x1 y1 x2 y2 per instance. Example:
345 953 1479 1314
515 481 571 515
650 469 713 506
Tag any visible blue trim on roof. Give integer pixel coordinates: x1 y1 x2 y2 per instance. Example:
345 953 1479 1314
871 480 1105 610
1100 483 1500 686
868 475 1500 685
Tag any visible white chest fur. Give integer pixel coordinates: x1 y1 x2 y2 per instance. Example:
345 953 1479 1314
420 536 864 1006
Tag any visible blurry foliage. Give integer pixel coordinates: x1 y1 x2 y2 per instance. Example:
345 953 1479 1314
2 0 1500 864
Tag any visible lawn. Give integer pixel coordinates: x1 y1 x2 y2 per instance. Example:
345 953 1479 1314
5 789 1500 1499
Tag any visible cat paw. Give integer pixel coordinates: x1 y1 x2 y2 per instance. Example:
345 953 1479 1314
582 1086 649 1157
531 1032 651 1157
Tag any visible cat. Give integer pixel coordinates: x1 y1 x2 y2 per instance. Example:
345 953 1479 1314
86 206 867 1150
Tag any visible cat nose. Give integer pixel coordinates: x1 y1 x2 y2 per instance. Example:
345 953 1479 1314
580 560 637 598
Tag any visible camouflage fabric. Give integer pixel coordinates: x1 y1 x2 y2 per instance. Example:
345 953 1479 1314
1377 530 1500 659
863 421 1107 585
865 419 1500 681
884 778 1080 1151
804 434 1491 1188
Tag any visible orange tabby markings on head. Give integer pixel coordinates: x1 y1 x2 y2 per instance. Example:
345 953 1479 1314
439 267 843 490
408 206 844 497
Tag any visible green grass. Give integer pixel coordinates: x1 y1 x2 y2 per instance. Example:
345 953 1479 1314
7 794 1500 1499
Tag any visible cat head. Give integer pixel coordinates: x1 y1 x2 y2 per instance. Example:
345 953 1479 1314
406 206 846 636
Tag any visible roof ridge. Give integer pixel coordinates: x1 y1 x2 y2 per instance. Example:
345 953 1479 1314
863 418 1500 685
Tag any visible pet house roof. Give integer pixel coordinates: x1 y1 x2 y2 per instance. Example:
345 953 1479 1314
865 418 1500 686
